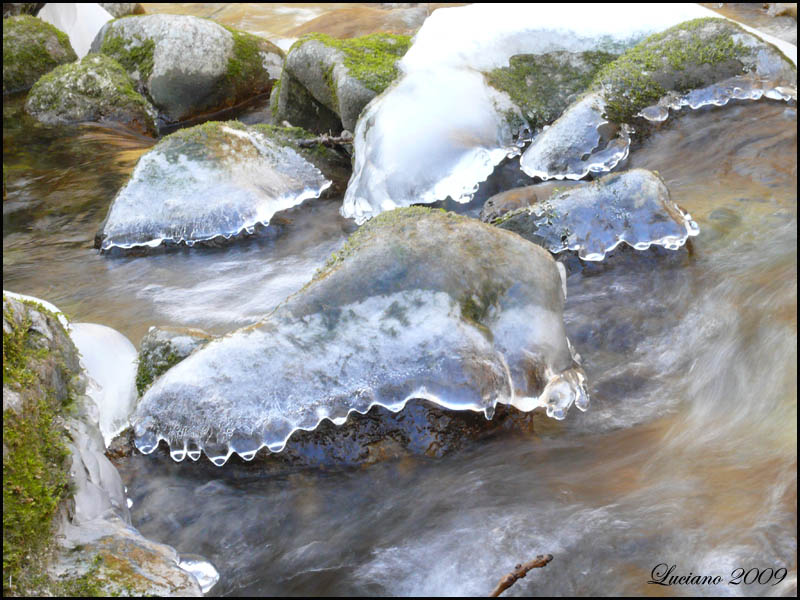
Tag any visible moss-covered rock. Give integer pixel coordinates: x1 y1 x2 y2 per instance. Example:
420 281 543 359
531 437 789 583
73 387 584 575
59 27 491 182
91 14 283 124
24 53 157 136
484 50 617 132
2 293 204 596
98 3 144 18
2 15 77 94
593 17 797 123
2 3 45 18
274 32 411 132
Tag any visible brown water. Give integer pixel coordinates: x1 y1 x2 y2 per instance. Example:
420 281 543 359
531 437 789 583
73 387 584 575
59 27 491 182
3 6 797 599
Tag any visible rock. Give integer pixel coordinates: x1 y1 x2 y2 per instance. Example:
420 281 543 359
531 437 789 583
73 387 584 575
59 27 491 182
95 121 331 251
132 207 588 466
2 3 45 18
99 3 144 18
479 180 581 223
2 292 205 596
136 326 214 396
37 3 113 58
24 53 158 136
2 14 77 94
483 50 617 134
489 169 699 261
520 17 798 180
273 33 411 132
91 14 283 124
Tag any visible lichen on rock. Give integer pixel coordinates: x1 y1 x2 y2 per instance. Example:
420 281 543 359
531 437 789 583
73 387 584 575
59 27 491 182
24 53 157 136
2 14 77 94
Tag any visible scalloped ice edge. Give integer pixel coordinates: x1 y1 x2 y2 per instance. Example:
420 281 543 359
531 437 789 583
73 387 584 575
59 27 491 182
549 202 700 261
134 368 589 466
100 180 332 251
637 76 798 123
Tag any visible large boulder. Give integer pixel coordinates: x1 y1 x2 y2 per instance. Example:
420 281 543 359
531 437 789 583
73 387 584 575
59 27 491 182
272 33 411 132
24 53 158 135
2 14 77 94
95 121 332 251
90 14 283 124
132 207 589 467
2 292 204 596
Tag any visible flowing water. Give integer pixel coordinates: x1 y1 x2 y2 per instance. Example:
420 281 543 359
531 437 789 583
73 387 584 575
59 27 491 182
3 5 797 598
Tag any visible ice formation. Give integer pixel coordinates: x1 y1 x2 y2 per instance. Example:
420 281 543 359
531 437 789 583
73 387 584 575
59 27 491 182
340 3 754 223
38 3 113 58
493 169 699 261
98 123 330 250
69 323 139 447
178 555 220 594
636 74 798 123
133 208 588 466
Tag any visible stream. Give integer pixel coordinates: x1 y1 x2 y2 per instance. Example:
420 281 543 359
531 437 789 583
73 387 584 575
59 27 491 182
3 3 796 597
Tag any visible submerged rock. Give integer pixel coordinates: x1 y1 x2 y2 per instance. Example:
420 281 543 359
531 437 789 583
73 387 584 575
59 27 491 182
520 17 798 180
288 4 429 38
2 292 203 596
489 169 699 261
99 3 145 18
132 207 588 466
24 53 158 136
95 121 331 251
90 14 283 124
273 33 411 132
2 14 77 94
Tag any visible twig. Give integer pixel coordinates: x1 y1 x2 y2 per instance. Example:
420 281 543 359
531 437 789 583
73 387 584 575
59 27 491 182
490 554 553 597
296 132 353 149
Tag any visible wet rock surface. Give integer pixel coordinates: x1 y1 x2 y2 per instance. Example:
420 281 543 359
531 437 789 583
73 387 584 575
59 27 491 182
2 14 77 94
136 326 214 396
24 53 157 135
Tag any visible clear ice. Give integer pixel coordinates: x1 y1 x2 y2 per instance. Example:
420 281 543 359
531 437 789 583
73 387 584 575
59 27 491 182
99 124 330 250
340 3 743 223
494 169 700 261
132 209 589 465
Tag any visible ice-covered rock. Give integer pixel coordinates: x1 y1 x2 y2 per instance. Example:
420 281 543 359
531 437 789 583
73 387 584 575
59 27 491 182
341 4 797 222
24 53 158 136
38 2 113 58
520 18 797 180
96 121 331 251
90 14 283 123
2 15 77 94
133 207 588 466
489 169 699 261
136 326 214 395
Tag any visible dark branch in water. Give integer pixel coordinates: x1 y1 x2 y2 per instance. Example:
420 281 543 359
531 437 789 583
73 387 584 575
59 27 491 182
296 132 354 149
490 554 553 597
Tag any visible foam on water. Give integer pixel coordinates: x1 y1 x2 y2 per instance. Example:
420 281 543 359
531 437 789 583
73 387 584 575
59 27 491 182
100 125 330 250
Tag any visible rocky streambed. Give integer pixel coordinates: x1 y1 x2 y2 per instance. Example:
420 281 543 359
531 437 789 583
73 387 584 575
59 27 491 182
3 2 797 597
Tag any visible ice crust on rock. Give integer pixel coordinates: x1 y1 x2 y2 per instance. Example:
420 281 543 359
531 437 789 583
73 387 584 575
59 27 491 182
493 169 700 261
133 208 588 466
70 323 139 447
99 123 330 250
340 3 734 223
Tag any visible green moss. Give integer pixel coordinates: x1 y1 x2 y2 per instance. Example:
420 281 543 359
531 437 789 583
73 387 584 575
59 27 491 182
293 32 411 94
593 17 750 123
222 26 282 100
2 299 73 596
135 346 182 395
3 15 77 94
485 50 616 131
99 30 155 83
